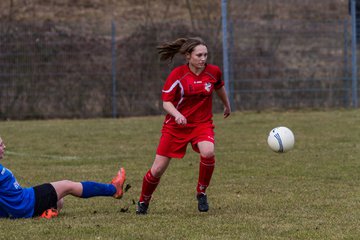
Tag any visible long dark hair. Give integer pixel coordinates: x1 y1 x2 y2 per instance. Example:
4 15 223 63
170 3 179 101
157 37 207 62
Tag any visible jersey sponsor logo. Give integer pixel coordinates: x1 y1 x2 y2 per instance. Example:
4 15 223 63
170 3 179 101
204 83 212 92
194 81 202 84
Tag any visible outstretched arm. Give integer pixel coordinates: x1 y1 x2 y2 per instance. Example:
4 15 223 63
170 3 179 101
215 86 231 118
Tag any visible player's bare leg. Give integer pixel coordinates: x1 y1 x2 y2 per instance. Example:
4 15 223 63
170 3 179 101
197 141 215 212
137 155 171 214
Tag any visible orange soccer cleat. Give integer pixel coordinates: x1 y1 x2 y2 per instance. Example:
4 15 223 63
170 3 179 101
111 167 126 199
40 208 59 219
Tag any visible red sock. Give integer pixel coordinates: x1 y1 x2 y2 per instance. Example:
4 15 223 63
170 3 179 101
139 169 160 204
197 155 215 194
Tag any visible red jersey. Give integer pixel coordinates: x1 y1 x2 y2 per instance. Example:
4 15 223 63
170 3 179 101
161 64 224 128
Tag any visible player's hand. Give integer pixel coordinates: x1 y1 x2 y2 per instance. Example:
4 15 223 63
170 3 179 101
175 114 187 125
223 106 231 118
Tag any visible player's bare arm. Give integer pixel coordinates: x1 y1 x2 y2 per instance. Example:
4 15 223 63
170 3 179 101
163 101 187 125
215 86 231 118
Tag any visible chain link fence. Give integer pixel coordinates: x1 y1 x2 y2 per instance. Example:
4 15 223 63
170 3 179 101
0 1 356 119
229 18 352 110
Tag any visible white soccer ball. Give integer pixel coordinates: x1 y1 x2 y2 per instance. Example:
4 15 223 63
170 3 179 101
267 126 295 153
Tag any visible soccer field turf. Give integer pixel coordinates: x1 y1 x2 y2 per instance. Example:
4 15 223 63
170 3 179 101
0 110 359 239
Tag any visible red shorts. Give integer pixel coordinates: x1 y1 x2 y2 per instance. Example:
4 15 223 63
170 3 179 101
156 123 215 159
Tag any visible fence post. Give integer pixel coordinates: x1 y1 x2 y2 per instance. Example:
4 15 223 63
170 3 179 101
351 0 358 108
111 20 117 118
221 0 231 108
229 18 235 110
344 19 350 107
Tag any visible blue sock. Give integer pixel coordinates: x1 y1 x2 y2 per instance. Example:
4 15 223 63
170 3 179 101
80 181 116 198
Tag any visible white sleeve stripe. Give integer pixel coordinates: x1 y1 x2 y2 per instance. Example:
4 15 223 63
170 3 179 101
162 72 190 93
162 80 180 93
162 79 184 110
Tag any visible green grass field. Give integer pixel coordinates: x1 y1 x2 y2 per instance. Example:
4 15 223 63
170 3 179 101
0 110 360 240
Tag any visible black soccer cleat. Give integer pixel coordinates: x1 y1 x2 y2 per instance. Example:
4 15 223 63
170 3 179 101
136 201 149 215
197 193 209 212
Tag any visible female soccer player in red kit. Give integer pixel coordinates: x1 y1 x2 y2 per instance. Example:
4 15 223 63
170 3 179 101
136 37 231 214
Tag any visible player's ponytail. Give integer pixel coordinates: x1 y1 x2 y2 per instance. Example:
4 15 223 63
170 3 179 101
157 37 206 62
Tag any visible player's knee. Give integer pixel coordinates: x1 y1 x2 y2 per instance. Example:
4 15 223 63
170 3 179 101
58 179 72 186
151 157 170 177
59 179 78 194
200 150 214 159
151 166 165 178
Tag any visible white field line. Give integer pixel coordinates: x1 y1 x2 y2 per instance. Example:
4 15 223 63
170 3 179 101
6 151 127 162
6 151 80 161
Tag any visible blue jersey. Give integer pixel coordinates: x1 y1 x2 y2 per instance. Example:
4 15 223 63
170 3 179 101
0 164 35 218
